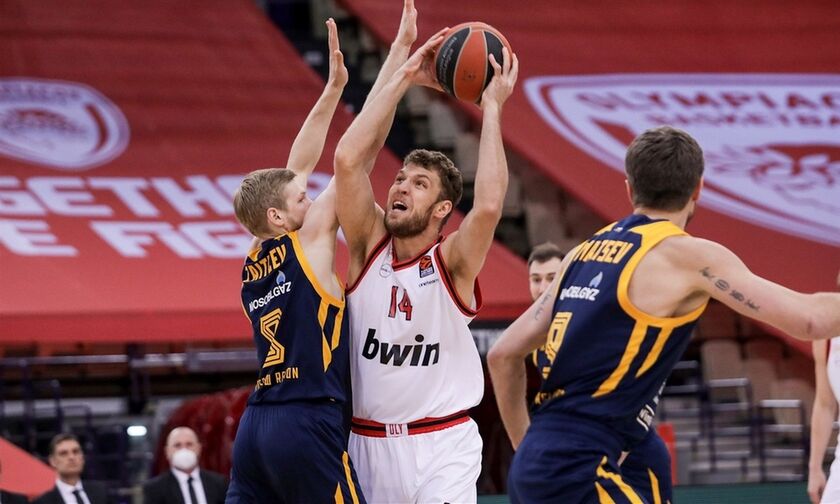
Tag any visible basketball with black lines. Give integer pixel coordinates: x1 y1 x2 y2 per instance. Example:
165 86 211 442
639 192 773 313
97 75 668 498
434 22 512 103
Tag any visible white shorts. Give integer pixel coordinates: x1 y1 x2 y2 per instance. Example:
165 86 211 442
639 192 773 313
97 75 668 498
824 456 840 504
349 418 482 503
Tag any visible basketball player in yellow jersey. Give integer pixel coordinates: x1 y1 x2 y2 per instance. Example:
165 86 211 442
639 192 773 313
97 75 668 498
489 126 840 503
227 7 424 502
333 18 519 503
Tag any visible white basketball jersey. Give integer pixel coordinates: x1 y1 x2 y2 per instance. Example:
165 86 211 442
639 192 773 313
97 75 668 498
827 338 840 448
347 236 484 423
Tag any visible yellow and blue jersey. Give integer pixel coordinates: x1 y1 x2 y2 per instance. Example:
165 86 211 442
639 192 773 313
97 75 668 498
536 214 708 444
241 231 350 406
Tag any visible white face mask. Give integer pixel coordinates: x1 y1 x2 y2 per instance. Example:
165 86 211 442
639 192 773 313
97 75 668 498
171 448 198 471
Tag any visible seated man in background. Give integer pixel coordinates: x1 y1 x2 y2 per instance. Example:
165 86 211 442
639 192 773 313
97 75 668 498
143 427 227 504
33 433 111 504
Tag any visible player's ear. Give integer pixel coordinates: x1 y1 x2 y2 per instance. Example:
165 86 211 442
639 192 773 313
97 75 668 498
691 177 704 201
435 200 452 220
266 207 285 228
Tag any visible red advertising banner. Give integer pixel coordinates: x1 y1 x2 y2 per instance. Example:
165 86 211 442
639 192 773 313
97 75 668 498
0 0 531 344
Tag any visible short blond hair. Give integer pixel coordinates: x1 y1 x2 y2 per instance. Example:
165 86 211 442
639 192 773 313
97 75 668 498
233 168 296 237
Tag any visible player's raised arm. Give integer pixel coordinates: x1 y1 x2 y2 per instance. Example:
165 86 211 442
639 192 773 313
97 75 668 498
441 48 519 300
688 239 840 340
488 271 562 449
363 0 417 110
286 18 347 187
334 30 447 265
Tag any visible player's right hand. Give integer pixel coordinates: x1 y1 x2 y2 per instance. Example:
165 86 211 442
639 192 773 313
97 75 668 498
808 467 827 504
401 28 447 91
326 18 348 90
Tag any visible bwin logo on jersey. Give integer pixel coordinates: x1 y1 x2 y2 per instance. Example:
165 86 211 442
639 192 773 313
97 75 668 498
560 272 602 302
361 329 439 367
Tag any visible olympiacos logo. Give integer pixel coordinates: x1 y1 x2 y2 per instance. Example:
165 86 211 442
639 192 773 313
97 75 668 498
524 74 840 246
0 77 129 170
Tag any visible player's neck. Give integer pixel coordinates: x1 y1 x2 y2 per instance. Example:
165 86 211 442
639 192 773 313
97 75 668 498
391 230 440 262
633 207 690 230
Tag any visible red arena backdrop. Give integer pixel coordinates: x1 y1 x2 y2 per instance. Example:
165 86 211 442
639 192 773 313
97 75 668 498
340 0 840 352
0 0 531 346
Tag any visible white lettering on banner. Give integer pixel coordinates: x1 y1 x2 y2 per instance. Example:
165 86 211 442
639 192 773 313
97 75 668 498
524 74 840 246
91 221 203 258
151 176 233 217
28 177 113 217
0 219 77 256
0 173 337 257
87 178 158 217
179 221 252 258
90 221 252 258
0 177 46 215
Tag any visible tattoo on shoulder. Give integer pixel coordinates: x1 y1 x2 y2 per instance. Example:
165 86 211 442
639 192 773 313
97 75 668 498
699 267 760 312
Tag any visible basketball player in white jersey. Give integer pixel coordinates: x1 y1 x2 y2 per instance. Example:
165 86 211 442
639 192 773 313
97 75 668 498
333 17 519 503
808 271 840 504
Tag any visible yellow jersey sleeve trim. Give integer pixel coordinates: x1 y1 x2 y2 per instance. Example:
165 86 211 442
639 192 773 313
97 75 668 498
617 221 708 327
594 221 618 236
635 326 675 378
289 231 345 308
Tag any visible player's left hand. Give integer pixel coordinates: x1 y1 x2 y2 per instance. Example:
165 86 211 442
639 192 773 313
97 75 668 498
480 47 518 110
393 0 418 49
326 18 348 90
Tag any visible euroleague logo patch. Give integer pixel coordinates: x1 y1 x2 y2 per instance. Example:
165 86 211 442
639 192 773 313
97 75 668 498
0 77 130 170
418 255 434 278
524 74 840 246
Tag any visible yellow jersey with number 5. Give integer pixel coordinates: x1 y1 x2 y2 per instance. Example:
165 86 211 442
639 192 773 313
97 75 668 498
241 231 350 405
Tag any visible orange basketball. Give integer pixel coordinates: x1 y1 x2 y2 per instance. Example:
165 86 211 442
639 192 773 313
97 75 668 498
434 22 512 103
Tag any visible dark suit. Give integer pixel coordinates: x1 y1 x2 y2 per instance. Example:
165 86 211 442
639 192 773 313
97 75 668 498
0 489 29 504
32 481 110 504
142 470 228 504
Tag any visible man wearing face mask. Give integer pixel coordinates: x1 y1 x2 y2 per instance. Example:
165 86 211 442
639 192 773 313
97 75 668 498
142 427 228 504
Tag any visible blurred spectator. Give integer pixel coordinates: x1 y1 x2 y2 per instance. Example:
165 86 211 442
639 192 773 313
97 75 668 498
0 459 28 504
527 242 564 302
143 427 227 504
32 433 111 504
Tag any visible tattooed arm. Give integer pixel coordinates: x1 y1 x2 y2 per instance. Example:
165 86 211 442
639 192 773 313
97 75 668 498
689 238 840 341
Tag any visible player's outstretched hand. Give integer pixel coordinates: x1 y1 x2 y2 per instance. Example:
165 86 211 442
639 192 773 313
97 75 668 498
393 0 418 49
481 47 519 110
401 28 448 91
326 18 348 90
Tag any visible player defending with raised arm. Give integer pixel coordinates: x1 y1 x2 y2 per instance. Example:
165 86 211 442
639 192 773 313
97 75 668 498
488 126 840 503
226 11 417 502
333 26 519 504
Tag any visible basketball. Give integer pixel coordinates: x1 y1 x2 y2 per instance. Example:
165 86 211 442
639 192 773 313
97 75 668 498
434 22 512 103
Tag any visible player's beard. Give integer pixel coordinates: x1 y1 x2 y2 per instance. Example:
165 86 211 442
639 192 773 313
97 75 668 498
385 205 435 238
